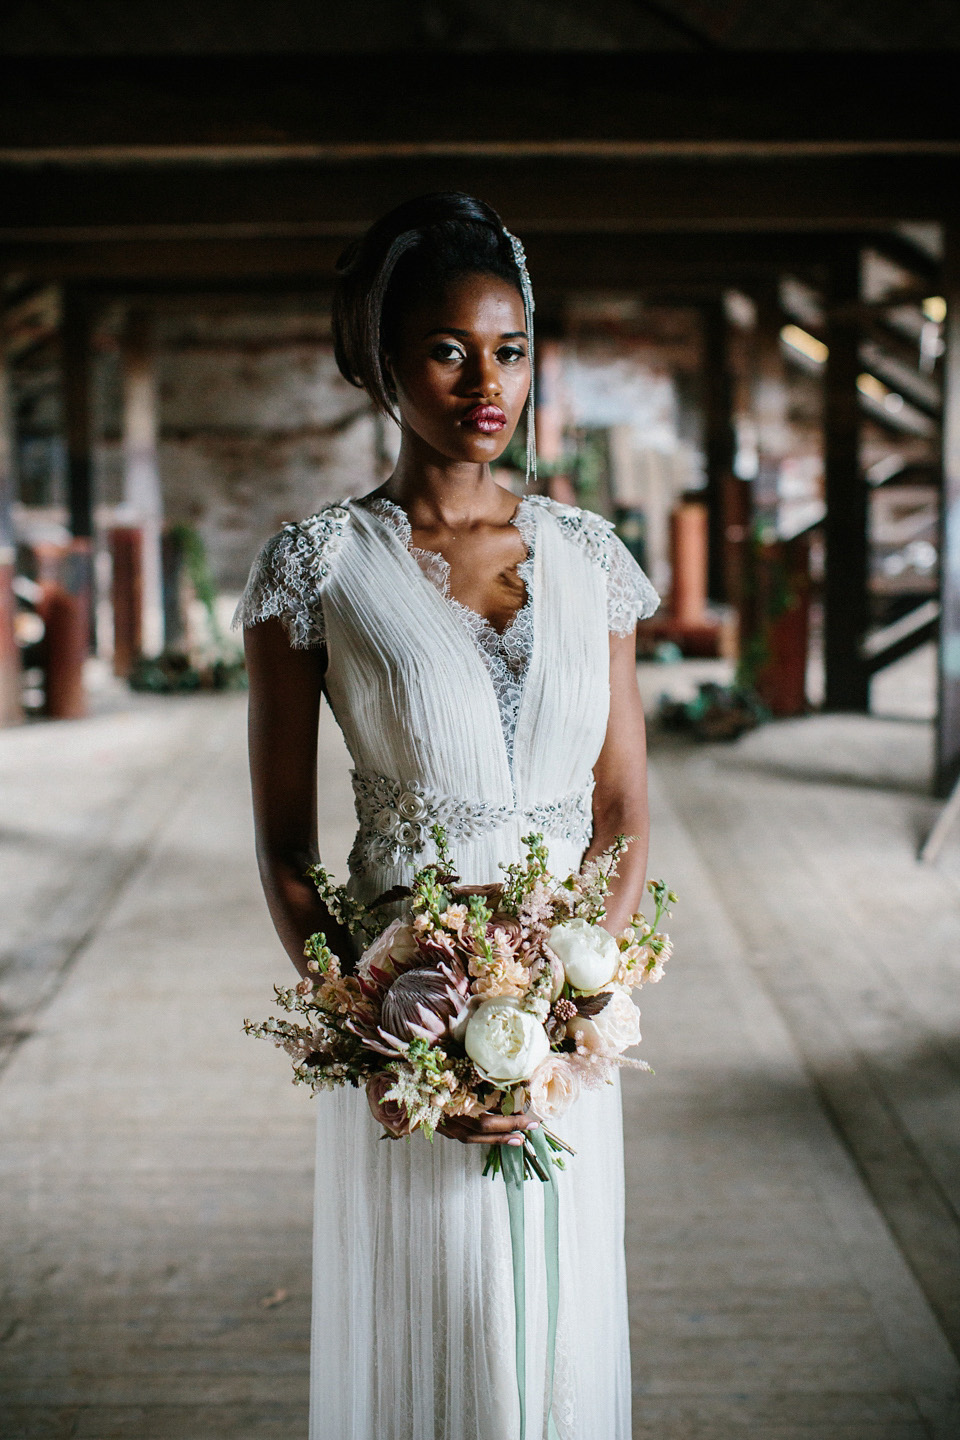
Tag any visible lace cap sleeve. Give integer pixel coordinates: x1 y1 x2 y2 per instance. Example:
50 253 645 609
231 503 350 649
605 532 660 635
525 495 659 634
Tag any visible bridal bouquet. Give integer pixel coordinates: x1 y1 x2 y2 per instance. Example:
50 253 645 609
245 826 674 1170
246 826 674 1439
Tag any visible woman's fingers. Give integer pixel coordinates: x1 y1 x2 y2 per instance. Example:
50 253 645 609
465 1111 539 1135
437 1112 540 1146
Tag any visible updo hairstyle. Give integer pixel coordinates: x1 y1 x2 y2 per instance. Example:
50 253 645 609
332 192 525 417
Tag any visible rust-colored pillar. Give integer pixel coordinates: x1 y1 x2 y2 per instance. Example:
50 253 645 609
669 503 709 627
109 526 143 678
0 554 19 727
38 540 92 720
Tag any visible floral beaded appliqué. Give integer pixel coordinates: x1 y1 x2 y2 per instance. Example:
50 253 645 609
348 768 594 877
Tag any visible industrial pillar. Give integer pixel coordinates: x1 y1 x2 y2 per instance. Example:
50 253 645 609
823 248 870 711
121 309 164 658
54 287 95 719
0 319 21 726
937 229 960 796
702 299 746 605
752 284 793 525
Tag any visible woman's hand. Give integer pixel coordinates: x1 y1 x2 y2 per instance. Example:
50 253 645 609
437 1111 539 1147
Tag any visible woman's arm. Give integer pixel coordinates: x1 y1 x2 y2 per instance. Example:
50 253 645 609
586 630 650 934
244 618 356 977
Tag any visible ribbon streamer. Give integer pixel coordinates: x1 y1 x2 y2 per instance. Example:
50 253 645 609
501 1133 561 1440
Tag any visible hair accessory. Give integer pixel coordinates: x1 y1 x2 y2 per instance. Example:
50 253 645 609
502 228 537 490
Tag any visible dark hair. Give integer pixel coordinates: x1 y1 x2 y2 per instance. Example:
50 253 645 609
332 192 524 416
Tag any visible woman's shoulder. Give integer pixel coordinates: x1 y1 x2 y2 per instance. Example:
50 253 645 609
232 500 353 647
523 494 660 631
523 494 615 563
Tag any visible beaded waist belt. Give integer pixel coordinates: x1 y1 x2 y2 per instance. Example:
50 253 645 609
349 769 594 876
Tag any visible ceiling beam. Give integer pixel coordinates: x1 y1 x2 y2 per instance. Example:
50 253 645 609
0 230 897 288
2 154 959 244
2 54 959 158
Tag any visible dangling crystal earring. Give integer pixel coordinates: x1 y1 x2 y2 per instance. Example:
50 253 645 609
503 228 537 491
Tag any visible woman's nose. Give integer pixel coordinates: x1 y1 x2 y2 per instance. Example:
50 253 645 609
465 352 501 397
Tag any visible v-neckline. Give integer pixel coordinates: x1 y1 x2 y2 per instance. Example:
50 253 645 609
356 493 535 642
352 494 539 776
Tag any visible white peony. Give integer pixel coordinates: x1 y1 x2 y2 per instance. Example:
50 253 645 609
567 986 641 1057
528 1054 582 1120
548 918 620 992
464 998 550 1084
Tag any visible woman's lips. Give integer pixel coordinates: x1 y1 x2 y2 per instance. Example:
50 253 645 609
461 404 507 434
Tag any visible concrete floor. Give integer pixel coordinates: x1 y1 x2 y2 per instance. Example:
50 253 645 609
1 688 959 1439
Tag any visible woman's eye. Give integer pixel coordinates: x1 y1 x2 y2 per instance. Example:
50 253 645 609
430 342 465 362
497 345 527 364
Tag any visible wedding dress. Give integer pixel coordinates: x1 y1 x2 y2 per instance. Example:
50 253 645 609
236 494 658 1440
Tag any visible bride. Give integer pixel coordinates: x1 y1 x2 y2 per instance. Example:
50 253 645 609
236 192 658 1440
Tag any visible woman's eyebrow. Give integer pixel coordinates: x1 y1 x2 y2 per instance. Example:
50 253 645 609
421 327 528 340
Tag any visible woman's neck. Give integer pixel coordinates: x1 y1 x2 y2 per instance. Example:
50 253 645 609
382 439 511 530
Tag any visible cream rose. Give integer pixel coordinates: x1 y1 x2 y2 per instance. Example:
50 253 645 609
528 1054 582 1120
357 918 418 984
567 986 641 1057
548 918 620 992
464 998 550 1084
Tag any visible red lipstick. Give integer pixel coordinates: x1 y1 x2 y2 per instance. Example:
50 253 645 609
462 404 507 434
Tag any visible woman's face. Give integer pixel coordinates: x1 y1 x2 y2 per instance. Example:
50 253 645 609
386 273 530 465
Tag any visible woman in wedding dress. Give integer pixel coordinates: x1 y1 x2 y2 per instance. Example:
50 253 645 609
236 192 658 1440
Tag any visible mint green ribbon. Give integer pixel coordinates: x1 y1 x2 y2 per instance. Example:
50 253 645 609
501 1130 561 1440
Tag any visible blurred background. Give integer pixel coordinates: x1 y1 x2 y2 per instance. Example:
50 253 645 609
1 5 960 1440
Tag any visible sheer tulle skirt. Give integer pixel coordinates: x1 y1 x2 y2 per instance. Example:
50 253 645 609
309 1075 631 1440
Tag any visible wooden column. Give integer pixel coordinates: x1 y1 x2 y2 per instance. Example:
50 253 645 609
752 283 792 524
937 229 960 796
121 309 164 657
823 248 869 711
63 289 94 543
702 299 743 604
0 315 21 726
52 287 95 717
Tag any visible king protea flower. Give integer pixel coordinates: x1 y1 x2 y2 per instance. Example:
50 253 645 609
377 964 470 1051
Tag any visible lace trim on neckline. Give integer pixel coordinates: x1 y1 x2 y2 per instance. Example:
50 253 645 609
358 496 536 769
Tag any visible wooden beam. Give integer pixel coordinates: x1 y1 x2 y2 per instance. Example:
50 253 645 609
0 230 897 290
937 228 960 796
2 55 960 155
823 248 870 712
2 155 959 240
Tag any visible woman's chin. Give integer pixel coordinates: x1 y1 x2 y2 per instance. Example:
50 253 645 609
432 431 514 466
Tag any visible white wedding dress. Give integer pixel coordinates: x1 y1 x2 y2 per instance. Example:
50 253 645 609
236 494 658 1440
